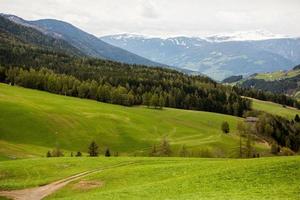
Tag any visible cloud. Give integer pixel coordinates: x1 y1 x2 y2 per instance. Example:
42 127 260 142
138 0 159 19
0 0 299 37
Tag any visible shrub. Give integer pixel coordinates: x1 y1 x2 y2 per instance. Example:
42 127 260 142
221 121 230 134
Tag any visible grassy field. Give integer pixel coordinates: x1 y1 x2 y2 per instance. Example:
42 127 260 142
0 83 269 159
250 97 300 119
0 156 299 200
253 69 300 81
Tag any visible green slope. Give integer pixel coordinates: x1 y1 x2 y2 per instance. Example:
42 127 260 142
0 83 269 159
250 97 300 119
254 69 300 81
0 156 299 199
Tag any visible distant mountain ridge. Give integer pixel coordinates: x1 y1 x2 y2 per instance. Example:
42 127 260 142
101 33 300 80
232 65 300 97
1 14 165 67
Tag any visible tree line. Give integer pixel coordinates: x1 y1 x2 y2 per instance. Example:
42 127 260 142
0 66 251 116
233 86 300 109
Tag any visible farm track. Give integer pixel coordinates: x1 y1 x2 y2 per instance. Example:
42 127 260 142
0 162 135 200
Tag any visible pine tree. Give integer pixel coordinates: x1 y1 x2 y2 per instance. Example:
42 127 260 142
221 121 230 134
88 141 99 157
159 137 172 157
46 151 52 157
105 148 111 157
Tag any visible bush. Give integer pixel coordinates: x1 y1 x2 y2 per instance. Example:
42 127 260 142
221 121 230 134
51 148 64 157
76 151 82 157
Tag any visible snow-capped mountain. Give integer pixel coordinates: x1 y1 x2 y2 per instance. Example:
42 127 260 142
101 32 300 80
203 30 292 42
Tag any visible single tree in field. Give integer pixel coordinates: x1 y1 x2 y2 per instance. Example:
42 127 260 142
46 151 52 157
105 148 111 157
88 141 99 157
221 121 230 134
76 151 82 157
159 137 172 157
70 152 73 157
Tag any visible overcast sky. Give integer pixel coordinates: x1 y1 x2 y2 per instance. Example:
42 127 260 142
1 0 300 37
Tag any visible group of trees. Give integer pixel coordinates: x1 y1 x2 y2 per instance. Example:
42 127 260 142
88 141 111 157
0 66 251 116
236 121 258 158
46 141 111 157
255 113 300 152
233 86 300 109
149 137 172 157
239 111 300 156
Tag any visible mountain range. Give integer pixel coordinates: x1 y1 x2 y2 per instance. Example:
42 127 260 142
0 14 164 67
101 33 300 80
2 13 300 81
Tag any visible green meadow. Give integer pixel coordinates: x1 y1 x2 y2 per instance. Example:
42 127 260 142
0 156 299 200
250 97 300 119
0 83 267 159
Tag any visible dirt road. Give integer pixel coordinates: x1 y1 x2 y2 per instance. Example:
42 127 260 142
0 169 100 200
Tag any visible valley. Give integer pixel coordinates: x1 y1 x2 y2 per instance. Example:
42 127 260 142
0 2 300 199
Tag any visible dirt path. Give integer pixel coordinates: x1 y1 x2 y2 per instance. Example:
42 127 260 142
0 162 136 200
0 169 101 200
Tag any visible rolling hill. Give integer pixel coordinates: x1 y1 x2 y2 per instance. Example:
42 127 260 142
235 65 300 97
0 83 271 160
101 33 300 80
250 97 300 120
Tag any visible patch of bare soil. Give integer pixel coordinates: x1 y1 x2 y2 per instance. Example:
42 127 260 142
72 180 104 190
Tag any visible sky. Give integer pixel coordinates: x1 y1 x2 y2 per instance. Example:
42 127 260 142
1 0 300 38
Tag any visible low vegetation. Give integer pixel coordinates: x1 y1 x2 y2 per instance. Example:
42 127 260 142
0 156 299 199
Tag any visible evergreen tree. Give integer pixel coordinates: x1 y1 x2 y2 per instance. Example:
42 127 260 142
46 151 52 157
221 121 230 134
159 137 172 157
88 141 99 157
105 148 111 157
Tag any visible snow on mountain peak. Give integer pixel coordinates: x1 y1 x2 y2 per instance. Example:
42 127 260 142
203 30 291 42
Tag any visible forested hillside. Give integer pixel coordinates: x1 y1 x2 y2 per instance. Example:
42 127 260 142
236 65 300 99
0 15 83 56
0 20 252 116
